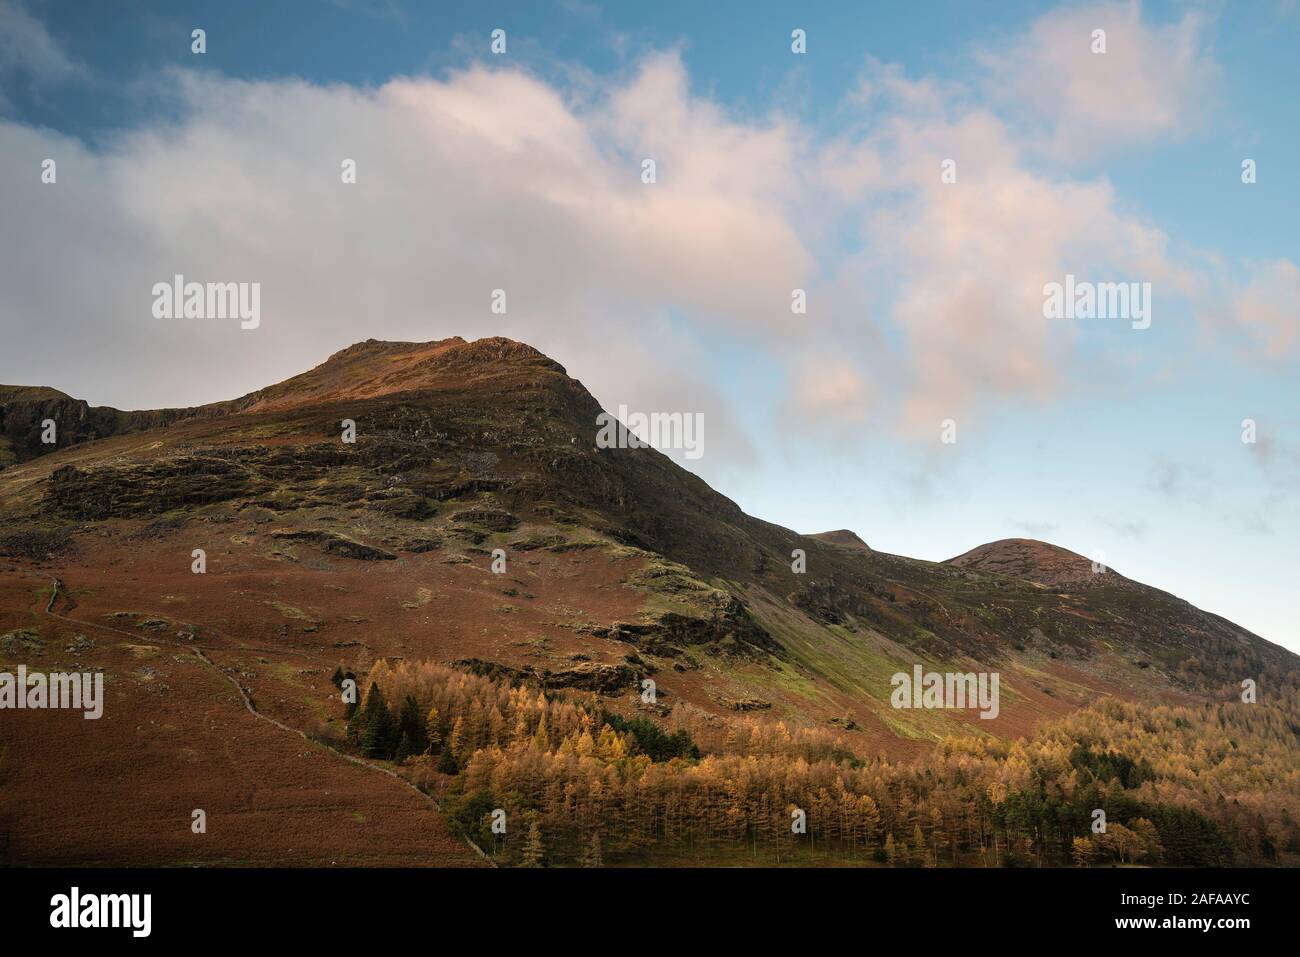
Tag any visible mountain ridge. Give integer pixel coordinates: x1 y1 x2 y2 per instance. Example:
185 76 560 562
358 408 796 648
0 337 1275 648
1 336 1293 736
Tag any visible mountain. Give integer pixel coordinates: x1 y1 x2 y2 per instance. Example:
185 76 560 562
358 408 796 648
0 385 187 468
808 529 872 551
2 336 1292 713
1 336 1296 865
946 538 1126 587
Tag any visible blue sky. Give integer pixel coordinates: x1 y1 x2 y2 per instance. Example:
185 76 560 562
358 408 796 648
1 0 1297 650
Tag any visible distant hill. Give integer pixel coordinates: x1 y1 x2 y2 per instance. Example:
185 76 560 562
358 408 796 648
808 529 872 552
945 537 1126 587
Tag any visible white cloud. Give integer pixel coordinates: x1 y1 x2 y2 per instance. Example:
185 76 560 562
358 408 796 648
0 58 804 488
977 0 1220 160
821 58 1202 430
1213 259 1300 359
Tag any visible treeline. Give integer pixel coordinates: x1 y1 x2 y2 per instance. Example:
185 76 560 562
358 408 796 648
330 659 1300 868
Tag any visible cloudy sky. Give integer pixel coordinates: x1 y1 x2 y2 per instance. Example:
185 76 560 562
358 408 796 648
1 0 1297 650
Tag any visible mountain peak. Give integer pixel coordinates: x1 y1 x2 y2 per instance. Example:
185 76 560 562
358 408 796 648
808 529 871 551
0 336 582 468
231 336 568 414
944 538 1122 587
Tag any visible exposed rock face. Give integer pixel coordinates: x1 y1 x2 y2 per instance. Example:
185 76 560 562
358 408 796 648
600 602 776 660
719 695 772 712
0 387 184 467
452 658 639 695
47 457 262 519
270 529 396 561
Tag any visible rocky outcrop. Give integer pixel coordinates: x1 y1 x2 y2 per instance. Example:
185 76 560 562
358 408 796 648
451 657 640 695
